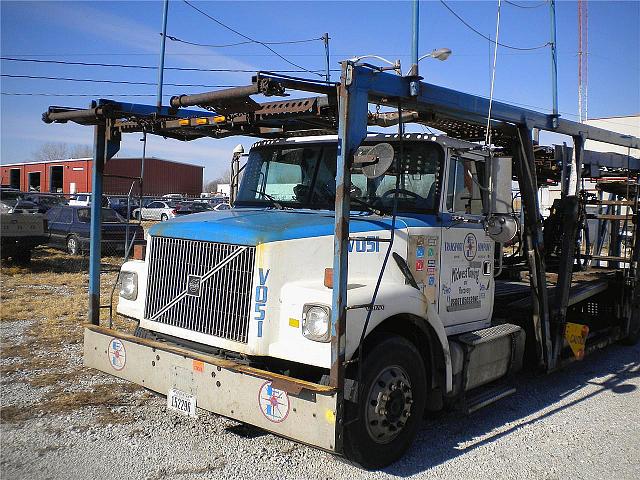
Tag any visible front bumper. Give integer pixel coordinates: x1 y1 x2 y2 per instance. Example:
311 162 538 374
84 325 338 451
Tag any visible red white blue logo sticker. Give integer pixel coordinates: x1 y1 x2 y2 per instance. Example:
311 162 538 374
108 338 126 371
258 381 290 423
464 233 478 261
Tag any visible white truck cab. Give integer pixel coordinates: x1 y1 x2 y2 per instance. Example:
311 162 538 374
114 133 525 466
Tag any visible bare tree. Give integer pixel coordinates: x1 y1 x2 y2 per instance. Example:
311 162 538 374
216 168 232 185
31 142 70 161
204 180 219 193
31 142 93 161
70 144 93 158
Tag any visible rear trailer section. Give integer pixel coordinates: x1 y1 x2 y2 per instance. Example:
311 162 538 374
84 325 338 451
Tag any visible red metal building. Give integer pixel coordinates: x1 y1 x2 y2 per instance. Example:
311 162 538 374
1 157 203 196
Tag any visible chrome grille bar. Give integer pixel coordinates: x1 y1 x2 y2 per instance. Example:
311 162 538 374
144 236 255 343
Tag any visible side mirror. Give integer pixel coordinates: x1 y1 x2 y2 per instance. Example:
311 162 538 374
484 214 518 244
353 143 394 179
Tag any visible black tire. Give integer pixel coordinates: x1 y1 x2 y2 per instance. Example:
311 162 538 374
13 249 32 265
133 211 140 220
342 335 427 469
67 235 80 255
160 214 168 221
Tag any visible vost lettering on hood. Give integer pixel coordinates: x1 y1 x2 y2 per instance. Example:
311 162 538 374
348 236 380 253
254 268 270 337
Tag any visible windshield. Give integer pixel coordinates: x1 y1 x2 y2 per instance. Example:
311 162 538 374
235 141 443 213
77 208 125 223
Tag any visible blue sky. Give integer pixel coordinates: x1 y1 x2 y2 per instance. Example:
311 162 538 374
1 0 638 181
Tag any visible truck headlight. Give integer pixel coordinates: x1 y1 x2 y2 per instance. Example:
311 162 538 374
302 304 331 342
120 271 138 301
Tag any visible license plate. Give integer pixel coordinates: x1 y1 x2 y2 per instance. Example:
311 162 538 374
167 388 197 417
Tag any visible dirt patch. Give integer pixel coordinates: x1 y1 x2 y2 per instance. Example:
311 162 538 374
1 246 143 427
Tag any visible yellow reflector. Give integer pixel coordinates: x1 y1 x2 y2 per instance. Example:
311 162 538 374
178 119 189 126
196 118 208 125
213 115 226 123
288 318 300 328
565 322 589 360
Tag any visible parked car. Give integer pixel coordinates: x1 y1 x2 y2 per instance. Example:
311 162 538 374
0 188 39 214
23 194 67 213
107 196 139 219
45 205 144 255
132 200 193 221
68 193 92 206
186 202 214 213
213 202 231 211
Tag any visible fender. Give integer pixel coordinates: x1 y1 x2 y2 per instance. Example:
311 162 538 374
343 283 453 393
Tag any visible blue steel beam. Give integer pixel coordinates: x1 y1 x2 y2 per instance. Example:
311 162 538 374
330 63 369 385
88 118 121 325
327 66 639 150
330 62 369 453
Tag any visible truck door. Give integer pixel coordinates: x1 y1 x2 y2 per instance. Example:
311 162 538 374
438 154 495 332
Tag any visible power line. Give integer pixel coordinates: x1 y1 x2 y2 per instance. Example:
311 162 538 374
505 1 547 9
0 56 328 73
182 0 323 77
162 33 323 48
0 57 335 73
1 92 164 97
440 1 551 51
1 73 238 88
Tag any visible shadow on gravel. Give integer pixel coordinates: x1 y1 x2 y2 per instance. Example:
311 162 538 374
384 343 640 477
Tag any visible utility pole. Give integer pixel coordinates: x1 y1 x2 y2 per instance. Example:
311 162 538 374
322 33 331 83
408 0 420 96
157 0 169 109
549 0 559 128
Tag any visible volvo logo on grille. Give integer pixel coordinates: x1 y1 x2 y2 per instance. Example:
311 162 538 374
186 275 202 297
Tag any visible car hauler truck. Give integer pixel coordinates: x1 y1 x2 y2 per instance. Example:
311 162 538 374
43 63 639 469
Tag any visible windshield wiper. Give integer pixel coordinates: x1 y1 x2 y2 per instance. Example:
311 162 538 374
350 197 387 216
250 190 285 210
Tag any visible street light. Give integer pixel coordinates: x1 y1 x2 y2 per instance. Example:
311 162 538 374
418 48 452 63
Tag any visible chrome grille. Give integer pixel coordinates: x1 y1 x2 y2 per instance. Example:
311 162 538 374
144 236 255 343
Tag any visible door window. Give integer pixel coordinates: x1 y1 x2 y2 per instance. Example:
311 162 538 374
59 208 73 224
46 207 61 222
446 156 488 215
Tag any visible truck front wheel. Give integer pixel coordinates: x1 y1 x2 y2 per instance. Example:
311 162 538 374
343 335 427 469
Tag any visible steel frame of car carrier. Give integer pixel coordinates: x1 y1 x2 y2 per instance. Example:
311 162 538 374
43 61 639 456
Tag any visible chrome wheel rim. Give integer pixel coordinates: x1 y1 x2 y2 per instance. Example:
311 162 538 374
365 365 413 444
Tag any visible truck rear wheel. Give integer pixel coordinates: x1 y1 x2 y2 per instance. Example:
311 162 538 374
343 335 427 469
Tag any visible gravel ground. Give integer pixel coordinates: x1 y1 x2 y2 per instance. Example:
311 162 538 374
2 314 638 480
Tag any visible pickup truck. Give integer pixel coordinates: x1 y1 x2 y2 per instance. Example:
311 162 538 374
1 211 48 264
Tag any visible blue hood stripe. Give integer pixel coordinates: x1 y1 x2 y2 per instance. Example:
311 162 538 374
149 208 441 245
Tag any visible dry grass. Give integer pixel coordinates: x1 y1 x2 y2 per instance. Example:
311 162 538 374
1 247 145 425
